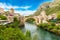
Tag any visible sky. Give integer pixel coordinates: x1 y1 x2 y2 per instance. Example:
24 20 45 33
0 0 53 16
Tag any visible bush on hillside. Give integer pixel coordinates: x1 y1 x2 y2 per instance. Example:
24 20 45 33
0 15 7 20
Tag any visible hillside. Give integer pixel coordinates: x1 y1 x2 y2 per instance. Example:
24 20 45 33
30 0 60 16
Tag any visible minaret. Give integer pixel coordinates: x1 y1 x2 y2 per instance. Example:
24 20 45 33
9 8 14 13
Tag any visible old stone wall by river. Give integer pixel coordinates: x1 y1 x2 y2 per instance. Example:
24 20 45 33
21 22 60 40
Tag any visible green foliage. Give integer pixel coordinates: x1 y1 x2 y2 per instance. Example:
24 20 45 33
5 17 20 28
0 27 31 40
14 17 18 22
38 23 49 28
0 15 7 20
50 22 55 26
45 3 59 15
0 16 32 40
25 30 31 40
26 18 35 24
38 22 60 33
47 26 53 30
57 14 60 21
0 28 23 40
32 33 39 40
0 25 6 30
26 30 31 37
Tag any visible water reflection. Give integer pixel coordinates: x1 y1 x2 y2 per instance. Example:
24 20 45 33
37 29 60 40
23 22 60 40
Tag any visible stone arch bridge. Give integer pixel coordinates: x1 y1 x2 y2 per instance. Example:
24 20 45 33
24 16 42 25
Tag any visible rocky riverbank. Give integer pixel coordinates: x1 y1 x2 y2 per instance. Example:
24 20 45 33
37 23 60 36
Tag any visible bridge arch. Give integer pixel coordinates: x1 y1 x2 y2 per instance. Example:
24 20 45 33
25 17 36 24
25 16 42 25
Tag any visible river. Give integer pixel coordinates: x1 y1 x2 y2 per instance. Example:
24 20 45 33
22 22 60 40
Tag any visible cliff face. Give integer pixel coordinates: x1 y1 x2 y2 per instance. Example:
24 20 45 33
32 0 60 16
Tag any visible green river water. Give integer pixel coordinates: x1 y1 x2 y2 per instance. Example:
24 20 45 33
22 22 60 40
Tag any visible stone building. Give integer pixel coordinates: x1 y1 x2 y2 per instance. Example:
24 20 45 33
19 16 25 25
0 7 21 23
7 16 14 22
33 11 48 24
0 7 4 14
40 11 48 23
48 13 57 20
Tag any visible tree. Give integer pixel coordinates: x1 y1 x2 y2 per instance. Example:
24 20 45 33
0 15 7 20
0 27 31 40
57 14 60 21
